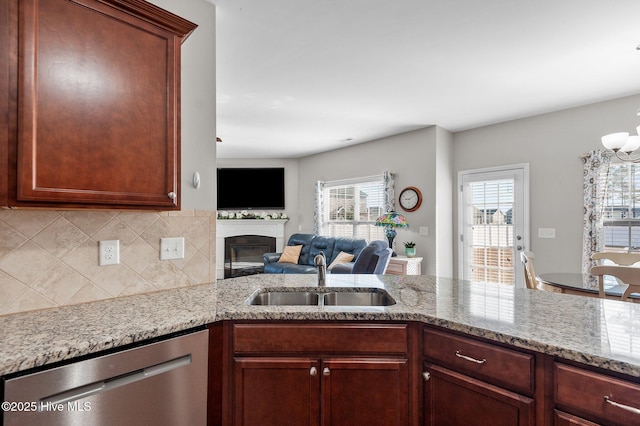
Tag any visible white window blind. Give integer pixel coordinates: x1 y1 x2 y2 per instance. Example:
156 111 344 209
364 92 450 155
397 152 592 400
602 163 640 252
318 175 387 240
466 179 514 285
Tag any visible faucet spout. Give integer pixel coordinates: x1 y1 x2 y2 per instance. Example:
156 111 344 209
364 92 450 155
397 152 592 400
314 252 327 287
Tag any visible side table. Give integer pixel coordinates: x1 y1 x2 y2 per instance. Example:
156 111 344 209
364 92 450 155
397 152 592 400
386 256 423 275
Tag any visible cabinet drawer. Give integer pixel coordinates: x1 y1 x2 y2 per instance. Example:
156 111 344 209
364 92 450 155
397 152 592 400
233 323 408 355
385 262 405 274
554 410 601 426
555 362 640 426
423 327 534 395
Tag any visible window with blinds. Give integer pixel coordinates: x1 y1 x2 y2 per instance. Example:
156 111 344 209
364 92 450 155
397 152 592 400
318 176 387 240
602 163 640 252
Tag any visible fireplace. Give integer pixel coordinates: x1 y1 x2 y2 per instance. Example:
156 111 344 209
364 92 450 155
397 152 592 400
224 235 276 278
216 218 287 279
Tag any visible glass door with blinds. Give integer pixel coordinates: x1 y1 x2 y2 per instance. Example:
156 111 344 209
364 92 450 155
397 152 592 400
458 165 529 288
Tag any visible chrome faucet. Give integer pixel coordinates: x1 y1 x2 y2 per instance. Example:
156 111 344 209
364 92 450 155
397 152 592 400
314 252 327 287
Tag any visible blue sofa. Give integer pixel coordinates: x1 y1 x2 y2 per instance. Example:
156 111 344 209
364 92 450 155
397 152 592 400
263 233 367 274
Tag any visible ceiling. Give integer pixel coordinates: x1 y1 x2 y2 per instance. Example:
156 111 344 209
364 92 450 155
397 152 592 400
210 0 640 159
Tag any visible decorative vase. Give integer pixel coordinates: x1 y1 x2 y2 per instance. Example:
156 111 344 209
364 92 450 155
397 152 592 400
405 247 416 258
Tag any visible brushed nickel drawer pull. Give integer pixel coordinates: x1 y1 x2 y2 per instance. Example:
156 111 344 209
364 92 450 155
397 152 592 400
422 372 431 381
604 396 640 415
455 350 487 364
310 367 317 377
323 367 330 376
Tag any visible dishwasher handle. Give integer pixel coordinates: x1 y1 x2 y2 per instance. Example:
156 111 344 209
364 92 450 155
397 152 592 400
41 355 192 406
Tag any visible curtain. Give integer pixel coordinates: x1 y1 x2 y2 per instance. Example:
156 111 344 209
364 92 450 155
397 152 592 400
383 171 395 212
581 149 611 284
314 180 325 235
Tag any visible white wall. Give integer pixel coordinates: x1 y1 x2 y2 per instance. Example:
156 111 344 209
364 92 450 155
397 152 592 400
148 0 217 210
296 126 453 276
453 93 640 275
435 126 453 277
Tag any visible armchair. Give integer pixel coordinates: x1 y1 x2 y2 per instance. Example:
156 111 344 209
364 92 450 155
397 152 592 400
331 240 392 274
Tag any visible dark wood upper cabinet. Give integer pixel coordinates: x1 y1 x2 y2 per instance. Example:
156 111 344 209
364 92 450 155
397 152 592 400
2 0 196 209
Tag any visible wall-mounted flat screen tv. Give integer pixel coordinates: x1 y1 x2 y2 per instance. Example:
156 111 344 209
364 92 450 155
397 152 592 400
216 168 285 210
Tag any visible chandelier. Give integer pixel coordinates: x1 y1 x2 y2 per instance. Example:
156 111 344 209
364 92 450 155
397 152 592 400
601 125 640 163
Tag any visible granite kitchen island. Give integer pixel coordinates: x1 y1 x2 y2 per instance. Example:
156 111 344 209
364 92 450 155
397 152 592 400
1 273 639 377
3 274 640 425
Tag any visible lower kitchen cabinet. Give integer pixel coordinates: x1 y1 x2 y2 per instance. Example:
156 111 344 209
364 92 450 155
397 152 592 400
555 362 640 426
210 320 640 426
233 357 320 426
423 363 534 426
321 358 408 426
554 410 601 426
422 326 538 426
223 321 416 426
233 356 408 426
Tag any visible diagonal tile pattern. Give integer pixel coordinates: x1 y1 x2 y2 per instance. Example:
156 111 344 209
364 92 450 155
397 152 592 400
0 209 216 315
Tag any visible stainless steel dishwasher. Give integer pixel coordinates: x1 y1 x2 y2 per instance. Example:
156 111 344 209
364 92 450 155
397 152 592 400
3 329 208 426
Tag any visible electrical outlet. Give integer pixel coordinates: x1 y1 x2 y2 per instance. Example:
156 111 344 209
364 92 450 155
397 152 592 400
160 237 185 260
538 228 556 239
99 240 120 265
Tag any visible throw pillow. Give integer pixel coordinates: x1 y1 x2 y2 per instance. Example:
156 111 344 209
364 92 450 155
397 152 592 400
278 245 303 264
328 251 355 271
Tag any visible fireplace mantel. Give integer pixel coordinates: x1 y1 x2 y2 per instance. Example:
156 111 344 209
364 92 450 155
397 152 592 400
216 219 288 279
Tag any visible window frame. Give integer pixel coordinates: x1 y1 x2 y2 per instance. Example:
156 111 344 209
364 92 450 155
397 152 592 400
602 162 640 252
316 174 388 240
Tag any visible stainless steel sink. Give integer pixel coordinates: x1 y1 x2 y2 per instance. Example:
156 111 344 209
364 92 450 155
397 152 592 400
323 290 395 306
248 291 320 306
247 288 395 307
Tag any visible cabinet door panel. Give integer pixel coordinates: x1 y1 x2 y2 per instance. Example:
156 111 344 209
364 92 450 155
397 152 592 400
322 358 409 426
233 357 320 426
555 362 640 426
554 410 601 426
424 363 534 426
16 0 179 208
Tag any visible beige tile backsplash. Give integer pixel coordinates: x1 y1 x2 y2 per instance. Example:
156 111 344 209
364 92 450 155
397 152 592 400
0 209 216 315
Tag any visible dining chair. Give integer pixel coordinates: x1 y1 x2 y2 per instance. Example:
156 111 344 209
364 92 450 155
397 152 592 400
591 252 640 266
589 265 640 301
520 251 539 290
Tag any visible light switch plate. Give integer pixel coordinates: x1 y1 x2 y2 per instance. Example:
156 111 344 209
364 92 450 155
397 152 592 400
160 237 185 260
419 226 429 236
538 228 556 239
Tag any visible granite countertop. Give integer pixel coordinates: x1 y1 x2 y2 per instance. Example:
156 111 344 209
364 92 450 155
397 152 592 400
2 273 640 378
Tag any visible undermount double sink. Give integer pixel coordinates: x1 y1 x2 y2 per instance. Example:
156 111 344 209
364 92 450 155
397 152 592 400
248 288 396 307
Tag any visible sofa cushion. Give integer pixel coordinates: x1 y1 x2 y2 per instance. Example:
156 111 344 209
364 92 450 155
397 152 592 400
286 233 315 265
333 237 367 261
278 245 303 264
328 251 355 271
308 235 336 266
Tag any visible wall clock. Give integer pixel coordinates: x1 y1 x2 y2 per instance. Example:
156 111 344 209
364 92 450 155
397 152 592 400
399 186 422 212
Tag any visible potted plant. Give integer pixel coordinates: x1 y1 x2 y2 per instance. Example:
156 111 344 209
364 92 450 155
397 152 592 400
404 242 416 258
